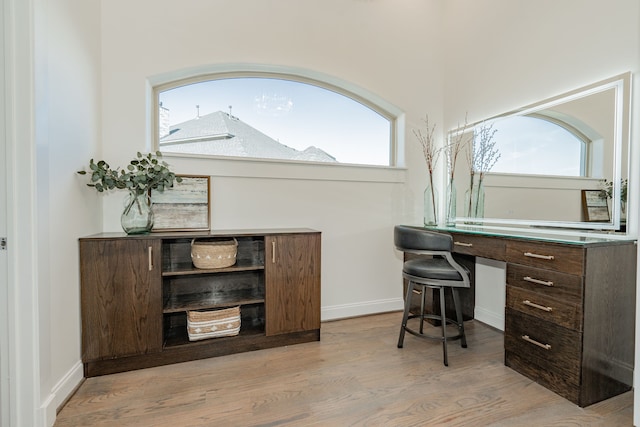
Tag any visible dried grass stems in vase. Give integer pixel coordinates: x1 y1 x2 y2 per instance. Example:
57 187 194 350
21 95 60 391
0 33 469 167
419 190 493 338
466 122 500 219
414 115 442 225
443 116 471 225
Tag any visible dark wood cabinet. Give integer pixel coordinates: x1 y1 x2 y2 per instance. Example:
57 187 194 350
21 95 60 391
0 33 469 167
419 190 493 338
504 239 636 407
265 233 321 336
80 238 163 362
79 229 321 377
442 228 636 407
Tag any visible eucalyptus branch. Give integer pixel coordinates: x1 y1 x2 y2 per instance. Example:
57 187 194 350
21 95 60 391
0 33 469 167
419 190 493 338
77 151 182 196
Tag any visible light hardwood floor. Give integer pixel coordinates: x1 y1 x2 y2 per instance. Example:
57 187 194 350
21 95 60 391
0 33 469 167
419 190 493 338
54 312 633 426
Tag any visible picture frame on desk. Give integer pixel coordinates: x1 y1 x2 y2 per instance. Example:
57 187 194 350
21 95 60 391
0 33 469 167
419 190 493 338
581 189 610 222
151 174 211 231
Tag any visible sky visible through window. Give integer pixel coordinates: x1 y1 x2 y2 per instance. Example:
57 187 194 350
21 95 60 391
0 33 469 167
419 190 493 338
158 78 392 166
490 116 583 176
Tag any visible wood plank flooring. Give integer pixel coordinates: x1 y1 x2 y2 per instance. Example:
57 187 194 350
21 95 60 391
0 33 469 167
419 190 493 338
54 312 633 426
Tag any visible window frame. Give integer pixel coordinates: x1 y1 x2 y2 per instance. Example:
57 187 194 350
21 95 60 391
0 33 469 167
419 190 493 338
150 67 403 172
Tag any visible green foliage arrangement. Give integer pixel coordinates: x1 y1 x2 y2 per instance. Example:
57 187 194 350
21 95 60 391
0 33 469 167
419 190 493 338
77 151 181 195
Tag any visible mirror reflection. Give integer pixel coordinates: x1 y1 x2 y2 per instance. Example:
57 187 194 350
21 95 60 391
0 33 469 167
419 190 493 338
450 72 630 232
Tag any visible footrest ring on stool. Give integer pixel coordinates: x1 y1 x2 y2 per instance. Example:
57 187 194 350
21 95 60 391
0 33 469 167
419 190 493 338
402 313 464 343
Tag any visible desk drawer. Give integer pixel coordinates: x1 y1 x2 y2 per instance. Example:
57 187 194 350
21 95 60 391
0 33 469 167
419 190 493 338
506 285 582 331
505 350 580 405
450 233 506 260
507 263 583 304
506 240 584 275
505 309 581 386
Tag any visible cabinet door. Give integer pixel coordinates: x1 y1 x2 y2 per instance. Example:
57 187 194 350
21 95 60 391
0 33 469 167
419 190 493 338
265 233 321 336
80 238 162 361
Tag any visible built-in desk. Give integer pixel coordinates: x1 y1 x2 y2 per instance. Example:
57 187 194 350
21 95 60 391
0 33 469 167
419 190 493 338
426 225 637 407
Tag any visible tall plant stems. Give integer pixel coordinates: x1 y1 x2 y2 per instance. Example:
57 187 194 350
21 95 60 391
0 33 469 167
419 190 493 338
414 115 441 223
468 122 500 217
465 153 476 218
445 115 471 221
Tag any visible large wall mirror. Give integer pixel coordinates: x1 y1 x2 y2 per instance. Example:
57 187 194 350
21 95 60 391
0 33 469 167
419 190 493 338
449 72 631 233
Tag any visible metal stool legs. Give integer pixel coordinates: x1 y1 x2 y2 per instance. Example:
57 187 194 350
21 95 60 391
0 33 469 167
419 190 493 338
452 287 467 349
397 280 467 366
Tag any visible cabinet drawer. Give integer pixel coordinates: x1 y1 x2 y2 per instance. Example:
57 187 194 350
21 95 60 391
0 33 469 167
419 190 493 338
505 309 581 386
506 240 584 275
450 233 506 260
507 263 583 304
505 350 580 405
506 286 582 331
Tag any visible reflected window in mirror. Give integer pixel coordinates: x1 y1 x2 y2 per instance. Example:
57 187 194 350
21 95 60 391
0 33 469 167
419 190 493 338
489 115 594 177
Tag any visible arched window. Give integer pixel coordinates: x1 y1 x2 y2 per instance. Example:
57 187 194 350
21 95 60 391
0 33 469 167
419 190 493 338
154 73 396 167
490 115 591 177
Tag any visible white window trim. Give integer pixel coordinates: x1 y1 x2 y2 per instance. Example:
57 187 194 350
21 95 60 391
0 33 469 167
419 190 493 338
146 64 406 183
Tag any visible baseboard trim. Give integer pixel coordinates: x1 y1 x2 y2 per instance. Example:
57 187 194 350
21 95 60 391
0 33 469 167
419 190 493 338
475 306 505 332
321 297 404 321
42 361 84 427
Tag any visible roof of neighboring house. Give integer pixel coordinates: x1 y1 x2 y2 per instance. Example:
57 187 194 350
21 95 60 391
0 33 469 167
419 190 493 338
159 111 336 162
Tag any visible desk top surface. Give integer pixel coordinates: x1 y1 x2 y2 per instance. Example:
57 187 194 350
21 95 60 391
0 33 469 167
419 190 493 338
425 225 636 246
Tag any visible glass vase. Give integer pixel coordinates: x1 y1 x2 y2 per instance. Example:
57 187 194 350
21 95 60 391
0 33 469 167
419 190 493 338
464 181 485 224
121 191 154 234
423 183 438 226
445 180 456 226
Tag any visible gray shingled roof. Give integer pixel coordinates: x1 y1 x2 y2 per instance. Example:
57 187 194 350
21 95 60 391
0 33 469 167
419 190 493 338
160 111 336 162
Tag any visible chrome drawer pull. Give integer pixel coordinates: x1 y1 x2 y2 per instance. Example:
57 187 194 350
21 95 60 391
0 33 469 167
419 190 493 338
523 276 554 287
524 252 554 260
454 241 473 247
522 335 551 350
523 300 553 312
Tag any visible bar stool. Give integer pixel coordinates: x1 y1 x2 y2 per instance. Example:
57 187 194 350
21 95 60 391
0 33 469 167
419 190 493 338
394 225 470 366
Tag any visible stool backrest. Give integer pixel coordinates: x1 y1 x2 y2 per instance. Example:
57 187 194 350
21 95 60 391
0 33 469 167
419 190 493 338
394 225 453 253
394 225 470 288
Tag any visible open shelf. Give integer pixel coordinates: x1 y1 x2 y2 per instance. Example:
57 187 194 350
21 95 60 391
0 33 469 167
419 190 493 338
162 259 264 276
163 289 265 313
163 304 266 349
163 322 265 348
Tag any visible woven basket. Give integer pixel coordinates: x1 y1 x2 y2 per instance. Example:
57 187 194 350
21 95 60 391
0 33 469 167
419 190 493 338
191 238 237 269
187 306 241 341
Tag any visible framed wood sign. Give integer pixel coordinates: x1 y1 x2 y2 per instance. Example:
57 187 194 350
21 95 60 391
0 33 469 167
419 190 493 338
581 189 610 222
151 175 211 231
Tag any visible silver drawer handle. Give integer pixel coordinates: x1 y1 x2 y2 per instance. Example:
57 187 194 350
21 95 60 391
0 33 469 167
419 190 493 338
522 335 551 350
454 241 473 247
523 300 553 312
523 276 554 287
524 252 555 260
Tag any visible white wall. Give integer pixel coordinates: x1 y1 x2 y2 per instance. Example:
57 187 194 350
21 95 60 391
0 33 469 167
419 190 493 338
442 0 639 130
35 0 102 424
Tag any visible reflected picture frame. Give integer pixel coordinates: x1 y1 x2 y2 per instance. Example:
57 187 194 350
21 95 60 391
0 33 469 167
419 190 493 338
151 175 211 231
582 189 610 222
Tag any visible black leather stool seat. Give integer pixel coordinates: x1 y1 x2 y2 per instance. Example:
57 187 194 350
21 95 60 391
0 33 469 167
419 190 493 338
403 258 466 282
